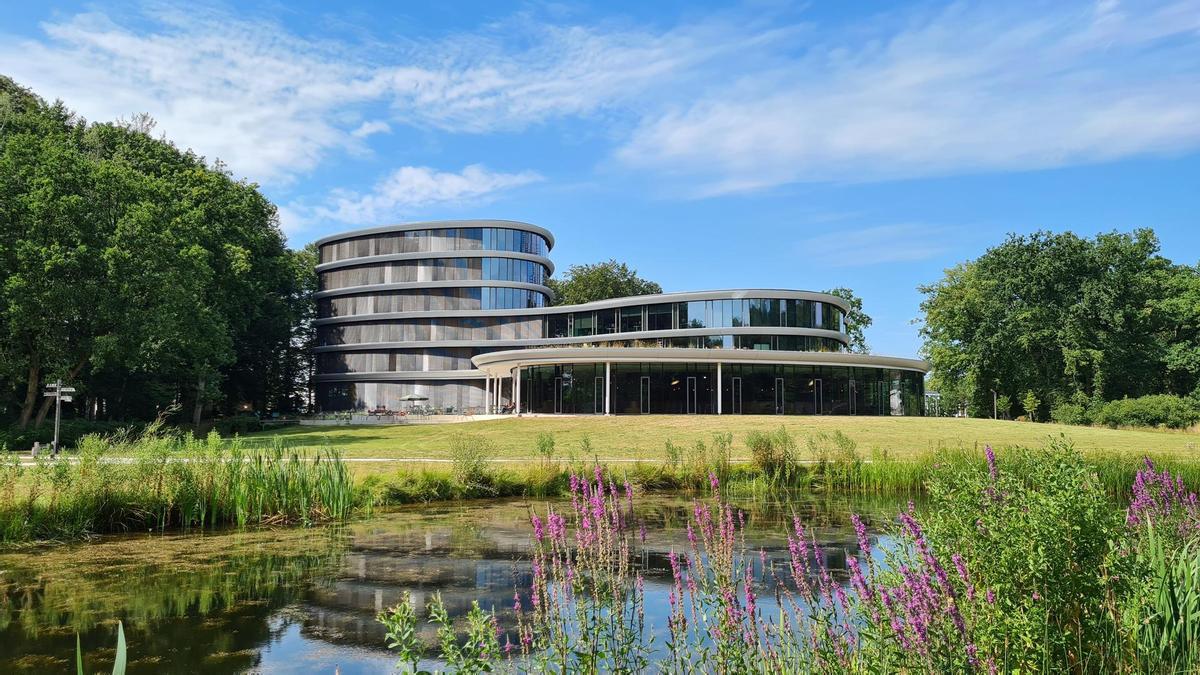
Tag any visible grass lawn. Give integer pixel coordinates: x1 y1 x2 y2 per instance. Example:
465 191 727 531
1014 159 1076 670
241 415 1200 464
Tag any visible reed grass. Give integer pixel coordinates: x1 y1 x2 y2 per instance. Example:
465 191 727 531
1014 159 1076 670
0 425 357 544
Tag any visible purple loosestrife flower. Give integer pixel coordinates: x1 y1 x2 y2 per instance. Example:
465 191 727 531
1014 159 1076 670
851 513 871 555
530 513 544 542
986 588 995 604
709 470 720 492
744 564 757 619
985 445 997 482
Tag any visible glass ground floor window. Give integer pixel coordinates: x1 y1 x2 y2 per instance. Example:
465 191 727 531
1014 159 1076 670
316 380 492 413
518 362 925 416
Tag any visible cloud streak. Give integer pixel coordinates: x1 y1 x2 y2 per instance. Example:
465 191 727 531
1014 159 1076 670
299 164 542 227
617 1 1200 193
2 1 1197 198
798 224 952 267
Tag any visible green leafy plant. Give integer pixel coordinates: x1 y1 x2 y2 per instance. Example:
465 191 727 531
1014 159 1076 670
378 592 425 673
535 432 556 467
448 433 495 492
76 620 126 675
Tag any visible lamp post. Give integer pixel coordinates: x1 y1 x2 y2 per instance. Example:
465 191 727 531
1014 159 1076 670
990 389 997 420
42 380 76 456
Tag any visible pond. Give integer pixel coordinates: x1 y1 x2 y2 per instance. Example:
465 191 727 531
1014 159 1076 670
0 491 907 673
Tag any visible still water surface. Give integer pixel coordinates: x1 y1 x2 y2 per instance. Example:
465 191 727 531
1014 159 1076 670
0 492 905 673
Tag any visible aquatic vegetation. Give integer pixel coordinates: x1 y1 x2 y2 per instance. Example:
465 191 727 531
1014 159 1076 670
0 426 356 543
377 440 1200 672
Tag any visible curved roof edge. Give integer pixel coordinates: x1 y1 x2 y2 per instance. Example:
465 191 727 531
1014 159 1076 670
471 347 930 377
313 220 555 250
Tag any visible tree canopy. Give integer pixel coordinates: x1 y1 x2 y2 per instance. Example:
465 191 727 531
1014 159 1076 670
546 259 662 306
823 287 872 353
0 76 314 430
918 229 1200 418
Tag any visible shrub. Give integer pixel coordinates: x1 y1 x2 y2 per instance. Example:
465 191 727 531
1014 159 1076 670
663 440 683 470
746 426 799 481
924 439 1126 670
1095 394 1200 429
448 433 495 489
1050 401 1091 426
214 416 264 436
535 432 556 467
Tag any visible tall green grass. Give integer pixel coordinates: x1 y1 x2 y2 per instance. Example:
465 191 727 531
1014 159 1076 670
0 426 356 543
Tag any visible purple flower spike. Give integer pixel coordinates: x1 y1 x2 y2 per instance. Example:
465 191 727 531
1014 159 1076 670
851 514 871 555
985 445 997 482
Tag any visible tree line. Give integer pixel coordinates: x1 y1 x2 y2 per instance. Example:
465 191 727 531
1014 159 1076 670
0 76 315 434
920 229 1200 421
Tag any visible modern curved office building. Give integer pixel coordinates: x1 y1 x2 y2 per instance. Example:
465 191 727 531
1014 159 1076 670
314 220 928 415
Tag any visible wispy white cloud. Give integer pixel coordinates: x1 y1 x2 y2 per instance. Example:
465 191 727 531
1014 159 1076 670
2 0 1197 197
798 224 952 267
307 164 542 225
350 120 391 138
617 1 1200 193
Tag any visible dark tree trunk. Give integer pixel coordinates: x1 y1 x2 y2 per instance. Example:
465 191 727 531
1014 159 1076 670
17 355 40 430
192 374 206 427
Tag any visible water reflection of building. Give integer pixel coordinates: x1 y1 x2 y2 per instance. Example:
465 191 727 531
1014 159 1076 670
295 503 880 652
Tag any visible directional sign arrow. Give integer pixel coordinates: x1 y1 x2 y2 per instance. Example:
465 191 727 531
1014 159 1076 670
60 387 76 393
61 395 73 402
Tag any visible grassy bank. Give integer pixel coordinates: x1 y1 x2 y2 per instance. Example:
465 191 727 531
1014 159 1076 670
7 419 1200 545
358 428 1200 508
242 415 1199 461
0 427 355 544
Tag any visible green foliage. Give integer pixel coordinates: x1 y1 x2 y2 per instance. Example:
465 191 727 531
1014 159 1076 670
919 229 1200 419
0 75 313 430
1021 389 1041 421
1094 394 1200 429
378 592 424 673
807 430 862 488
823 287 873 353
75 620 127 675
746 426 799 480
379 592 500 674
1130 527 1200 669
923 440 1127 669
535 431 556 467
0 428 354 543
545 258 661 306
448 433 496 490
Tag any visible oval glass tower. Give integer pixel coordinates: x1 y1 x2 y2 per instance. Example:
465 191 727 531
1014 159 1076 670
313 220 555 412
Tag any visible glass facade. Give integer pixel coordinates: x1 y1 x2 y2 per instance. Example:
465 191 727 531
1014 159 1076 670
319 257 548 291
319 227 549 263
313 221 925 416
521 363 924 416
316 381 488 413
540 298 844 338
318 287 547 318
318 317 542 346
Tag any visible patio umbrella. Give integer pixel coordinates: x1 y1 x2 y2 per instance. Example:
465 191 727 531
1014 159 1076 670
399 393 429 412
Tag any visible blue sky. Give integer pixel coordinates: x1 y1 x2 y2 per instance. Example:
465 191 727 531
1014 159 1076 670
3 1 1198 358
